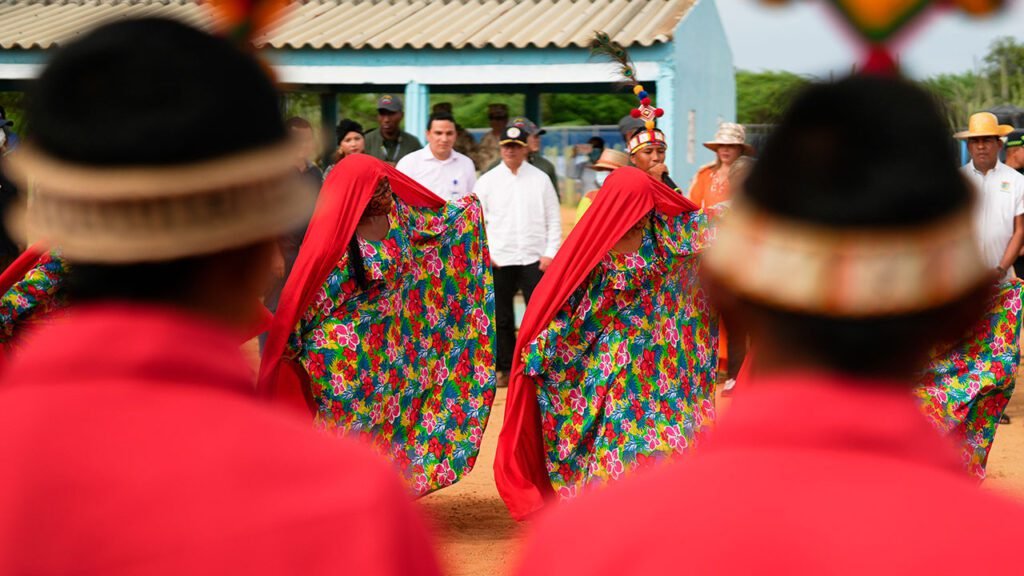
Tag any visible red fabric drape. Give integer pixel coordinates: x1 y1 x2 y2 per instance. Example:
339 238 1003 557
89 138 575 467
0 243 47 370
257 154 445 413
493 167 698 520
0 244 46 297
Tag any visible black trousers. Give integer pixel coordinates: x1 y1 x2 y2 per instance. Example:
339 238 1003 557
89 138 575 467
493 262 544 372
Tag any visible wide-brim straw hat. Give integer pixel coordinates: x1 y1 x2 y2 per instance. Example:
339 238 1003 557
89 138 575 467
4 143 315 264
593 149 630 171
954 112 1015 140
704 122 755 156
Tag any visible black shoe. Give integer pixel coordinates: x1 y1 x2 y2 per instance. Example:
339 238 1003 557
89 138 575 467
1000 414 1011 425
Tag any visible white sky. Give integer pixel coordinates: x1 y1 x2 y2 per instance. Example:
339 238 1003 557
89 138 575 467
716 0 1024 78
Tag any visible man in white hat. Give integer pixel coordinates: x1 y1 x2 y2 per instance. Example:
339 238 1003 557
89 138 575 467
957 112 1024 280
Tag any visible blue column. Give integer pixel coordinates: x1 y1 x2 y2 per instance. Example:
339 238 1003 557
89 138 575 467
655 62 677 182
524 87 542 124
404 81 430 137
319 92 338 132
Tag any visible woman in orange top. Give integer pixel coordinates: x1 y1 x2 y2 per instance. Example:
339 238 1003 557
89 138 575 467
689 123 754 208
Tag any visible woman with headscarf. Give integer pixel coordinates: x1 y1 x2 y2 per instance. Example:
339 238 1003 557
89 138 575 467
494 166 720 520
322 119 365 181
260 154 497 496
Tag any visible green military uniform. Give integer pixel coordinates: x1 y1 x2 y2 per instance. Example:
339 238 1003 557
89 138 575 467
363 128 422 165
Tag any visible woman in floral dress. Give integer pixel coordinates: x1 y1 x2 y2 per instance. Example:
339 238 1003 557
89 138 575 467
916 279 1024 480
495 167 719 520
259 154 496 496
0 246 68 360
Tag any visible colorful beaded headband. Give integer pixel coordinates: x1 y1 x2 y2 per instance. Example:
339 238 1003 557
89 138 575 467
628 129 667 155
592 31 666 153
704 204 988 317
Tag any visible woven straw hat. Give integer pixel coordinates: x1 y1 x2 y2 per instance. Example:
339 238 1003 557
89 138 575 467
5 145 314 264
704 122 755 156
953 112 1015 140
4 18 315 265
592 149 629 171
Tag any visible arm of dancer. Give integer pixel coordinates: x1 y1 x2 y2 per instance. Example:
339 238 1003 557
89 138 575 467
0 252 67 345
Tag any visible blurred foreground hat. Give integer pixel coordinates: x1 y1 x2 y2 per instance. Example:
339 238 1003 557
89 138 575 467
704 122 755 155
954 112 1014 140
4 18 314 264
376 94 403 113
592 148 629 171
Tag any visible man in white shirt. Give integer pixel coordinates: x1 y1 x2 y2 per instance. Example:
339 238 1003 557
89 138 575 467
474 125 562 385
396 113 476 202
956 112 1024 280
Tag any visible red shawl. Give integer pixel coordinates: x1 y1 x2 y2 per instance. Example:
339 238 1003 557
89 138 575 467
0 244 46 297
494 167 698 520
258 154 445 413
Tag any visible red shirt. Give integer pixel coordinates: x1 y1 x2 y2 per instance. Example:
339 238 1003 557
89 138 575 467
515 373 1024 575
0 304 439 576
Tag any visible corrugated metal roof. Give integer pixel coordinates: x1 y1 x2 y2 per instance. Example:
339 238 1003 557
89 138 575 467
0 0 696 51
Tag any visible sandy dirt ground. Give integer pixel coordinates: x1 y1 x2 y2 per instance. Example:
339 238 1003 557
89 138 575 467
421 382 1024 576
419 206 1024 575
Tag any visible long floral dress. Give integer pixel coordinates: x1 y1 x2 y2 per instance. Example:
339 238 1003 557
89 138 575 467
287 194 496 496
522 210 718 501
916 279 1023 480
0 251 68 350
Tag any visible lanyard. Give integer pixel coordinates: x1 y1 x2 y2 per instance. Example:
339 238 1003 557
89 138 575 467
381 133 403 164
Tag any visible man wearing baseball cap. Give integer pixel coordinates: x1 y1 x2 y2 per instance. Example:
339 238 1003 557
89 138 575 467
364 93 422 165
1005 129 1024 278
474 125 561 387
487 116 558 195
1006 129 1024 175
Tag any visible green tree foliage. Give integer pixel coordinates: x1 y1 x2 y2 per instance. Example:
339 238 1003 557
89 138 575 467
921 36 1024 131
735 69 810 125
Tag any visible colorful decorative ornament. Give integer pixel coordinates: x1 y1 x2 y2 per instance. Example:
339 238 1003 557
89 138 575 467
591 31 666 153
206 0 290 47
758 0 1007 75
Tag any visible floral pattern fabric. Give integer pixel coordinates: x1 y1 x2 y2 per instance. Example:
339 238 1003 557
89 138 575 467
523 210 719 501
916 279 1023 480
0 252 68 349
288 194 496 496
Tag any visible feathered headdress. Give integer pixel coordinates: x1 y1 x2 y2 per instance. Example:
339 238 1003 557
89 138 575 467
591 31 666 154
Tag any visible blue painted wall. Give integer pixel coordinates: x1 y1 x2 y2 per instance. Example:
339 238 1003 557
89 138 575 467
670 0 736 186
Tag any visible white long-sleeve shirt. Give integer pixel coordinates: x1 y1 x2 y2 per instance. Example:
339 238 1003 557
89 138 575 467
963 160 1024 277
396 147 477 202
474 161 562 267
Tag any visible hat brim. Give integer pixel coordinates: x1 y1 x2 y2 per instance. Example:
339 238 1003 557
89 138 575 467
592 161 622 171
499 139 528 147
953 125 1015 139
704 141 755 156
